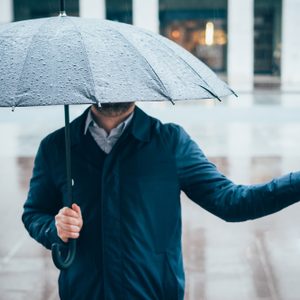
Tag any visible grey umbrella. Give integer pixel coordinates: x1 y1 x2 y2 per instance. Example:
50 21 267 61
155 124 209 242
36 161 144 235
0 2 236 270
0 15 236 107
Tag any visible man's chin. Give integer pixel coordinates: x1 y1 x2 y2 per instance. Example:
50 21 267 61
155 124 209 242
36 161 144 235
93 102 135 117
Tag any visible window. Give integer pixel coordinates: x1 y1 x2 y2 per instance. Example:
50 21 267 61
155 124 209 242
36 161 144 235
14 0 79 21
160 0 228 73
106 0 132 24
254 0 282 75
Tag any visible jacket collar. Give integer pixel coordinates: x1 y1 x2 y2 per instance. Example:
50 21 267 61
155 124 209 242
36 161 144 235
130 105 151 143
69 105 151 147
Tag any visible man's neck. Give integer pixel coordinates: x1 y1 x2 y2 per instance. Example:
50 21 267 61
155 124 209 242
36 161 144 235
90 104 135 134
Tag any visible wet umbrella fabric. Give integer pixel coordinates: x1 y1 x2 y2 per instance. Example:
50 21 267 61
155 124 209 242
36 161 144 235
0 16 235 108
0 16 235 269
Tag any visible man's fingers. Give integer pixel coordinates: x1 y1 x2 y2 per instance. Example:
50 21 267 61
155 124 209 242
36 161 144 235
56 224 80 241
55 205 83 242
57 229 80 241
56 215 82 227
56 222 81 233
59 230 80 239
72 203 82 217
59 207 79 218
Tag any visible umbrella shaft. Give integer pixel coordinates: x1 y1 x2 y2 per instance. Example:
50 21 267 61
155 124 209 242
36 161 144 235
60 0 65 13
64 105 72 207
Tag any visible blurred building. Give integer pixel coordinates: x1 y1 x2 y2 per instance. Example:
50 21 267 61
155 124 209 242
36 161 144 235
1 0 300 92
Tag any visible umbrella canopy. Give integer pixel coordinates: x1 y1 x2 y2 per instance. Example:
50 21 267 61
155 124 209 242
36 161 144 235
0 16 235 108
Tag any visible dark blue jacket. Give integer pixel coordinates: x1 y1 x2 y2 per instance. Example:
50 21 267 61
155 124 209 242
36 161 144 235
22 106 300 300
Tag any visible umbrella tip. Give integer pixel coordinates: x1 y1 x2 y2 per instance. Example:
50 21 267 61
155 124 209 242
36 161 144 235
169 98 175 106
58 11 67 17
230 88 238 98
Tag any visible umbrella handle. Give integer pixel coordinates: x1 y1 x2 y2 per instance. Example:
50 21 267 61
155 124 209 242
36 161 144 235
51 239 76 270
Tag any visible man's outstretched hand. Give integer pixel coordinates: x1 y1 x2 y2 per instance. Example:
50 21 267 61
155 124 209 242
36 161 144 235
55 203 83 243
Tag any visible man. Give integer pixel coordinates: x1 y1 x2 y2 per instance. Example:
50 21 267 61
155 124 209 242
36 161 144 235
22 102 300 300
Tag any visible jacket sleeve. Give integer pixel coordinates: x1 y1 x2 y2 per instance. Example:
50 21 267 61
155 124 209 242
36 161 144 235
171 124 300 222
22 138 64 249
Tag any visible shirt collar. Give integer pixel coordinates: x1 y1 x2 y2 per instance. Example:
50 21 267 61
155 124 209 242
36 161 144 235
84 108 134 136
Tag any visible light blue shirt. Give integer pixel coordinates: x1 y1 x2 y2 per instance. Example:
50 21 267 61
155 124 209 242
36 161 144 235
84 109 134 154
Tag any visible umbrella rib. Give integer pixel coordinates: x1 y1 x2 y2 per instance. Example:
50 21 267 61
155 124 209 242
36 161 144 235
106 24 173 102
14 18 52 107
144 32 223 100
67 18 98 104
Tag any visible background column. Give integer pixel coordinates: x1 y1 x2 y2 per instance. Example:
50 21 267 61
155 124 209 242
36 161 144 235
79 0 106 19
227 0 254 92
133 0 159 33
281 0 300 92
0 0 13 23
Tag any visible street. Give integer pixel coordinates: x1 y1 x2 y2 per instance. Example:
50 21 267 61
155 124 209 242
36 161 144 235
0 90 299 300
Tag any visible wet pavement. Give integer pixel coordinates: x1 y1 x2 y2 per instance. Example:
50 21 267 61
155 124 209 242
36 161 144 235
0 91 300 300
